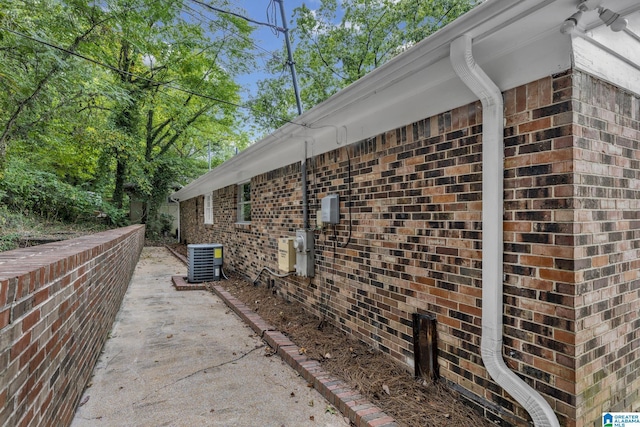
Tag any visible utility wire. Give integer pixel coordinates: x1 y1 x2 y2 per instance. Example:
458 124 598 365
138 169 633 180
189 0 284 32
181 2 284 77
266 0 282 37
1 26 301 127
183 2 283 62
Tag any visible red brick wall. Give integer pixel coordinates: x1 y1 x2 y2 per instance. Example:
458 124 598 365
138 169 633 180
571 72 640 425
501 70 578 425
0 225 145 427
179 70 640 427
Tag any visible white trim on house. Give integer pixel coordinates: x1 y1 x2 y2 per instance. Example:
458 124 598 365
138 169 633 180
171 0 640 202
204 192 213 225
236 181 251 224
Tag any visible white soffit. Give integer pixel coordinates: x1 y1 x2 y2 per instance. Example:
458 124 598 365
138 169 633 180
573 8 640 96
171 0 637 201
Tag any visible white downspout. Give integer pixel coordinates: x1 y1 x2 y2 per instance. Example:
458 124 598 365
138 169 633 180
450 34 559 427
170 197 181 242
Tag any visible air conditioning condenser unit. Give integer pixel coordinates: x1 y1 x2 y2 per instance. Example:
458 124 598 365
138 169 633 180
187 243 223 283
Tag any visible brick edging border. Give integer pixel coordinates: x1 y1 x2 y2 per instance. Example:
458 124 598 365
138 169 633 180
164 244 188 264
171 275 206 291
210 285 398 427
164 246 397 427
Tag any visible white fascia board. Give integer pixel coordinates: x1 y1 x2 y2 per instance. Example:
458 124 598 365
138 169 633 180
572 10 640 96
573 34 640 96
171 0 635 202
295 0 556 127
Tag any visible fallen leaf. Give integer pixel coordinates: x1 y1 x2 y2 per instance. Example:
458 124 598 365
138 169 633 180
325 405 337 415
78 396 90 406
299 347 307 355
324 352 332 359
166 334 173 339
309 415 315 421
444 413 450 418
308 400 314 407
382 384 390 395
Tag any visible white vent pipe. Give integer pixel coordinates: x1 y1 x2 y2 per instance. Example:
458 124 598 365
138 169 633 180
450 34 559 427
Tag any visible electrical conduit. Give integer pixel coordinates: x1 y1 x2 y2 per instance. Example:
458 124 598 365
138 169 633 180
449 34 559 427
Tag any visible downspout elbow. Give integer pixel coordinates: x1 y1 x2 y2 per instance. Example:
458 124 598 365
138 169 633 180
450 34 559 427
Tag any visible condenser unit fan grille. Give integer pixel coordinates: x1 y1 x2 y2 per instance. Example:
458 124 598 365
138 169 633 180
187 244 222 283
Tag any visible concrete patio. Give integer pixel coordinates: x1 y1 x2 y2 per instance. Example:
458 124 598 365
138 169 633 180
71 247 346 427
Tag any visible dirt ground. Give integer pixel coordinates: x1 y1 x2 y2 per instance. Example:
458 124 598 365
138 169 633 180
168 244 495 427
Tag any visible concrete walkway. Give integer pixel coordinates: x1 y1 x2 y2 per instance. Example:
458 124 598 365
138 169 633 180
72 247 346 427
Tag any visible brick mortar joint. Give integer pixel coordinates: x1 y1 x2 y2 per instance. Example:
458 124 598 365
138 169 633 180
0 225 144 426
3 227 144 328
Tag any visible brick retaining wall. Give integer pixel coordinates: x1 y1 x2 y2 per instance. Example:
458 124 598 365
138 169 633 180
0 225 145 427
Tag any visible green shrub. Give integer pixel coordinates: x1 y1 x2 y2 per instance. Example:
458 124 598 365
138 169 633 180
145 212 174 239
0 160 126 225
0 232 20 251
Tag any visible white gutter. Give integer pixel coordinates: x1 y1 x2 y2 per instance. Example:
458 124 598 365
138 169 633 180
450 34 559 427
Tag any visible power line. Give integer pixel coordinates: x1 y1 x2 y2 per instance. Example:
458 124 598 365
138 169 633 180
184 0 306 132
1 26 300 127
189 0 284 32
182 3 283 64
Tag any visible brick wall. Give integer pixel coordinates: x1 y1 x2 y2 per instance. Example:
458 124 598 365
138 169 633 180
571 72 640 425
501 71 578 425
0 225 145 427
180 70 640 427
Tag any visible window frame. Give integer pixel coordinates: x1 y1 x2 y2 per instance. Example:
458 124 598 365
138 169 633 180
237 181 251 223
204 192 213 225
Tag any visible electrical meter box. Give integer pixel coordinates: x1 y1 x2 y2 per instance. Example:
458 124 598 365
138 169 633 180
293 230 315 277
278 237 296 272
321 194 339 224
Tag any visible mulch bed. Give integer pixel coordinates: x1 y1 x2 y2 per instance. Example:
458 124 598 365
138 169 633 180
166 244 494 427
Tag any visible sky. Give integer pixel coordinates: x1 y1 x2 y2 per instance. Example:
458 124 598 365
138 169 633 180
181 0 331 139
231 0 318 102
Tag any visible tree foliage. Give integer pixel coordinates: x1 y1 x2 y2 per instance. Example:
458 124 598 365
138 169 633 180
0 159 127 225
249 0 480 134
0 0 253 230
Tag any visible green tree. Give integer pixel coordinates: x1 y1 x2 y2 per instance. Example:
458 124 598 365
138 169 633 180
0 0 253 230
96 0 254 217
0 0 113 179
249 0 480 134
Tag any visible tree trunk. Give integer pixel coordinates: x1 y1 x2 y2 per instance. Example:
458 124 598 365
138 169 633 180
112 155 127 209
